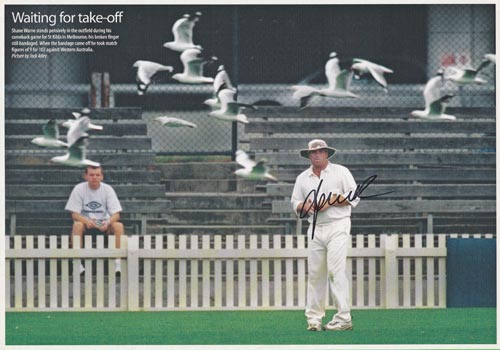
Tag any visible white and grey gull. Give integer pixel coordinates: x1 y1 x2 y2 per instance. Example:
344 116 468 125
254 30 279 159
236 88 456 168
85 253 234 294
292 52 358 109
163 12 203 53
351 58 393 92
234 150 277 182
133 60 174 95
172 48 217 84
51 136 100 168
208 88 256 124
410 69 456 121
31 119 68 148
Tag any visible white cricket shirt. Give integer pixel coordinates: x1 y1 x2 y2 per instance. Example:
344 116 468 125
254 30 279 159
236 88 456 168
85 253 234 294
291 162 360 225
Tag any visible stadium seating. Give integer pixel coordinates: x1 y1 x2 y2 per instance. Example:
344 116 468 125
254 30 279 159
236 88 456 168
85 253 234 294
244 106 496 235
5 107 171 236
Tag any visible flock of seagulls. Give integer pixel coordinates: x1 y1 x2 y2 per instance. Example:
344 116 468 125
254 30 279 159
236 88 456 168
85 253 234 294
292 50 495 121
292 52 392 109
410 54 495 120
30 11 496 180
133 11 257 127
31 108 103 167
132 12 268 180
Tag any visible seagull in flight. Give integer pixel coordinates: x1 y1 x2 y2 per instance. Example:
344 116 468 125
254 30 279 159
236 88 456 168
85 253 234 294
31 119 68 148
172 48 217 84
234 150 277 182
163 12 203 52
484 53 496 64
445 59 491 85
209 88 256 124
292 52 358 109
204 65 235 109
351 58 394 92
410 69 456 120
51 137 100 168
133 60 174 95
155 116 197 128
67 116 103 147
62 108 103 129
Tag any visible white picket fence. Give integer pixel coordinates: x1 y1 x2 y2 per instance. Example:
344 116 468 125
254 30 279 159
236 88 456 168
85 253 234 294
5 233 493 311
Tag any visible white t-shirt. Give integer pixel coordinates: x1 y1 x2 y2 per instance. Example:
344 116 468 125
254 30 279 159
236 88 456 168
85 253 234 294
65 182 122 221
291 162 360 225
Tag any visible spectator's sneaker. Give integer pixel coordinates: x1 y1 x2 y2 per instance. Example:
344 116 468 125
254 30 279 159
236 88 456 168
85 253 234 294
307 322 323 331
324 321 353 331
114 259 121 274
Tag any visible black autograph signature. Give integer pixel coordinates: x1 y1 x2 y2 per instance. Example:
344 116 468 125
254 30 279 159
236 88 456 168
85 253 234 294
298 175 393 239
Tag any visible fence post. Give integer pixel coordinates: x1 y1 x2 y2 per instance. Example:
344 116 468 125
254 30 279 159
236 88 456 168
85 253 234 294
427 214 434 234
101 72 110 107
383 234 398 308
90 72 102 108
127 235 140 311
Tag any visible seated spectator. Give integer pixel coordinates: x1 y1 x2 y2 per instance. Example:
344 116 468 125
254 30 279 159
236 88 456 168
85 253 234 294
65 165 124 273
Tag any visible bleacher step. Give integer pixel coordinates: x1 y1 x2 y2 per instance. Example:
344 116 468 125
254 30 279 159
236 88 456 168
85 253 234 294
164 192 268 209
148 225 287 235
163 179 237 193
157 162 236 180
159 209 272 225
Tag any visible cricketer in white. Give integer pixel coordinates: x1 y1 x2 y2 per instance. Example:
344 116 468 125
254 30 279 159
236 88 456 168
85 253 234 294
291 139 360 332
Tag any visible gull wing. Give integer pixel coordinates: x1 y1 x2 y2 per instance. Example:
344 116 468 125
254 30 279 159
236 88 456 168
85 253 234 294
297 69 321 85
172 17 194 44
429 94 454 116
335 69 354 91
367 64 388 88
42 119 59 140
300 94 316 109
165 117 197 128
185 58 205 77
226 103 242 115
423 76 443 109
236 102 257 110
138 62 172 84
227 102 256 115
236 150 256 169
214 69 233 93
475 59 491 73
68 136 87 160
218 89 237 109
325 57 341 89
253 161 267 174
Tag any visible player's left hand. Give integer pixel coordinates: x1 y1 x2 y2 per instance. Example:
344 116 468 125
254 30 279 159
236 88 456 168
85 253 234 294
97 220 109 232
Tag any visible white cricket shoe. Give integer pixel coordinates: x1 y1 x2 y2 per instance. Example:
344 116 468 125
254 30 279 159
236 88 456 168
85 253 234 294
307 322 323 331
324 320 353 331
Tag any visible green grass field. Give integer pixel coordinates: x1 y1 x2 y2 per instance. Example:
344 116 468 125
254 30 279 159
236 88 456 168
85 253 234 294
6 308 496 346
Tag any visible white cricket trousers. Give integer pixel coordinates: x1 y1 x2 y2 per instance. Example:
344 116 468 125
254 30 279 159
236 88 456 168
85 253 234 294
305 217 351 324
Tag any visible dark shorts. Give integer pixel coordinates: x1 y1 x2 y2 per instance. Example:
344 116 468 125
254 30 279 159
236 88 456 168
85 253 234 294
85 228 109 236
